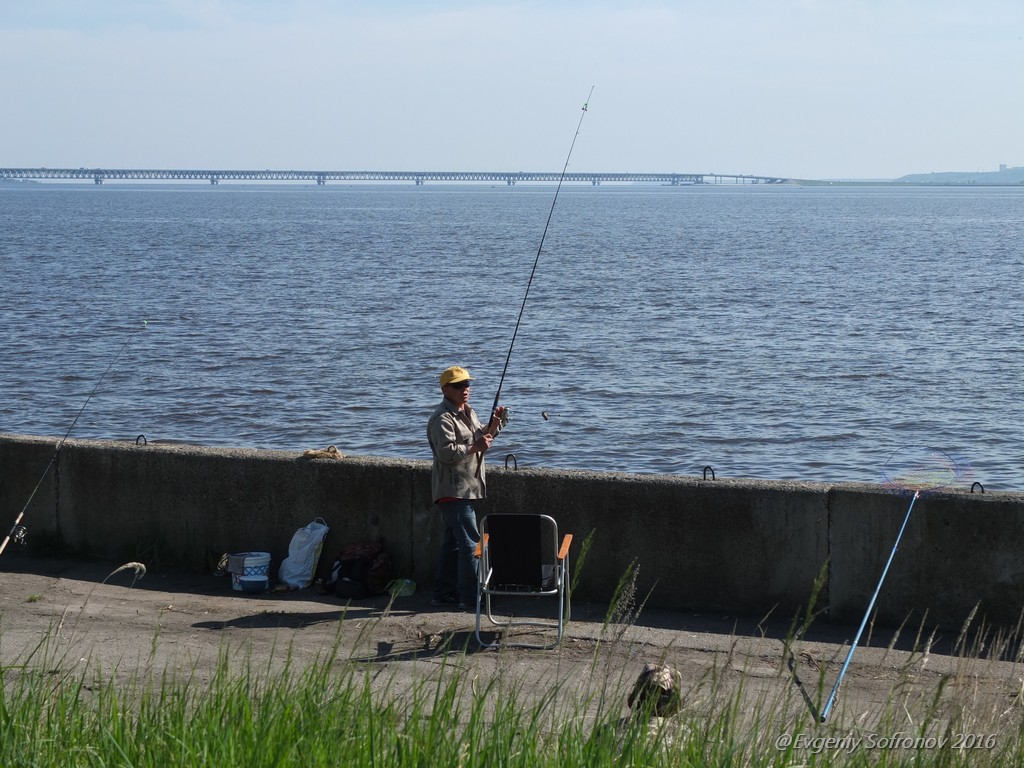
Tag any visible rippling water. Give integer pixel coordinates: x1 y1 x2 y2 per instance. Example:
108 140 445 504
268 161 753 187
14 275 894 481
2 183 1022 489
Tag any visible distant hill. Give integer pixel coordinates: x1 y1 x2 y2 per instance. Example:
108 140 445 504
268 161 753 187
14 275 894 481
895 166 1024 184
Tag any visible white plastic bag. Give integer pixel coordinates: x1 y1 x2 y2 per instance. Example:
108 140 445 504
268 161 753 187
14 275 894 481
278 517 330 589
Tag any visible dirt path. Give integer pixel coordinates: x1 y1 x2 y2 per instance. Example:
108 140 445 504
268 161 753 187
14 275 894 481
2 551 1021 748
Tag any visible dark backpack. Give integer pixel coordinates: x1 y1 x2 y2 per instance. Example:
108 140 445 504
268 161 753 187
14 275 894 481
327 540 393 599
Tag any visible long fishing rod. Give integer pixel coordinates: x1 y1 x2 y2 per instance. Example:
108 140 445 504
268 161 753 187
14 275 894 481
488 86 594 423
819 489 919 721
0 319 148 558
818 445 965 721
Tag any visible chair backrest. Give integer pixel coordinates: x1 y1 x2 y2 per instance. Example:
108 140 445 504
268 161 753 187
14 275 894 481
483 514 559 591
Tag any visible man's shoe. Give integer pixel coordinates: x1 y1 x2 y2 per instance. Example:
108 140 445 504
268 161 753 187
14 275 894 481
431 595 458 607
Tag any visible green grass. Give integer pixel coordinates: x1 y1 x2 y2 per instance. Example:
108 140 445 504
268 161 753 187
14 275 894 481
1 641 650 768
4 629 1023 768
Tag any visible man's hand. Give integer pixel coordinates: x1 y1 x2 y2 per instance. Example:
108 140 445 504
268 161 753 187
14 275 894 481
471 433 494 453
489 406 509 434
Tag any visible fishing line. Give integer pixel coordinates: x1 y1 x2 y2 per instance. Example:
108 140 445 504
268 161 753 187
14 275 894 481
0 319 149 558
818 445 971 722
488 86 594 422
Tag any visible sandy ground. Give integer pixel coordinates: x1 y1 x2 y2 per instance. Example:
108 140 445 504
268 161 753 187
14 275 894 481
2 550 1022 748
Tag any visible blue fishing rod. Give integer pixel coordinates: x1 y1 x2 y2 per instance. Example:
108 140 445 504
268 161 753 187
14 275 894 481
0 320 148 558
488 87 594 425
819 490 919 721
818 446 963 721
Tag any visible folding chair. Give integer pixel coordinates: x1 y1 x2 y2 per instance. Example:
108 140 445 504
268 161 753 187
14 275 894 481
473 513 572 649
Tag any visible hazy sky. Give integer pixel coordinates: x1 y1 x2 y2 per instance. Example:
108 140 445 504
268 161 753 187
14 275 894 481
2 0 1021 180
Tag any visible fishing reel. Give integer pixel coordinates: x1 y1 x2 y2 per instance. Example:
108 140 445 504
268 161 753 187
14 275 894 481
9 525 27 547
495 407 512 428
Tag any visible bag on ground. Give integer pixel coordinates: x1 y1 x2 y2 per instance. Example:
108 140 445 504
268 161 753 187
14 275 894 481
327 539 394 599
278 517 330 589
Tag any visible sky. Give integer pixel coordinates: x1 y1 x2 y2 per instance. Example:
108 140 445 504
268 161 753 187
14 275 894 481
1 0 1021 180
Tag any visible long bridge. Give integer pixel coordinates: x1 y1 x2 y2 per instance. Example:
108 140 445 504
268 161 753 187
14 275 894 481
0 167 793 186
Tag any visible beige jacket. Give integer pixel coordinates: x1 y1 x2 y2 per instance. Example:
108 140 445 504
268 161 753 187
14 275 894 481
427 399 500 502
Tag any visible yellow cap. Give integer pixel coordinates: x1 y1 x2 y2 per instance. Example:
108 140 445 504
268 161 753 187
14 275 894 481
440 366 473 386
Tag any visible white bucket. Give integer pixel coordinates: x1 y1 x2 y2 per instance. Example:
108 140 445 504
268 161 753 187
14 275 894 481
230 551 272 591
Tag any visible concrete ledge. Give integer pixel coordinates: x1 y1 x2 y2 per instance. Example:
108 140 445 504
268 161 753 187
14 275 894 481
829 486 1024 628
490 469 828 617
3 433 1023 630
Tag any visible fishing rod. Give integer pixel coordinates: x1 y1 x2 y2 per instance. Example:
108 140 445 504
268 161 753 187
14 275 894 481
819 490 919 722
818 446 966 722
0 319 148 558
488 86 595 425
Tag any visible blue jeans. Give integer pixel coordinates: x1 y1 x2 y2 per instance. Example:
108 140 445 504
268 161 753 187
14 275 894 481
433 500 480 605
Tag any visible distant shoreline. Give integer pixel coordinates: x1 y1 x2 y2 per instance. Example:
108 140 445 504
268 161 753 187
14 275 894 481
797 178 1024 187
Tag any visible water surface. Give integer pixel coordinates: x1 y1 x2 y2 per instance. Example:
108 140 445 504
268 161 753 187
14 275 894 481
2 183 1021 489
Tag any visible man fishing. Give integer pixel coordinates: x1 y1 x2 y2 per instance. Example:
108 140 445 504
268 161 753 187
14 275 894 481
427 365 507 609
424 92 590 610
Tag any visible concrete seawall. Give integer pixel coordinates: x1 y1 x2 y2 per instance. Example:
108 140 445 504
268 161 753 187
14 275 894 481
3 433 1023 630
